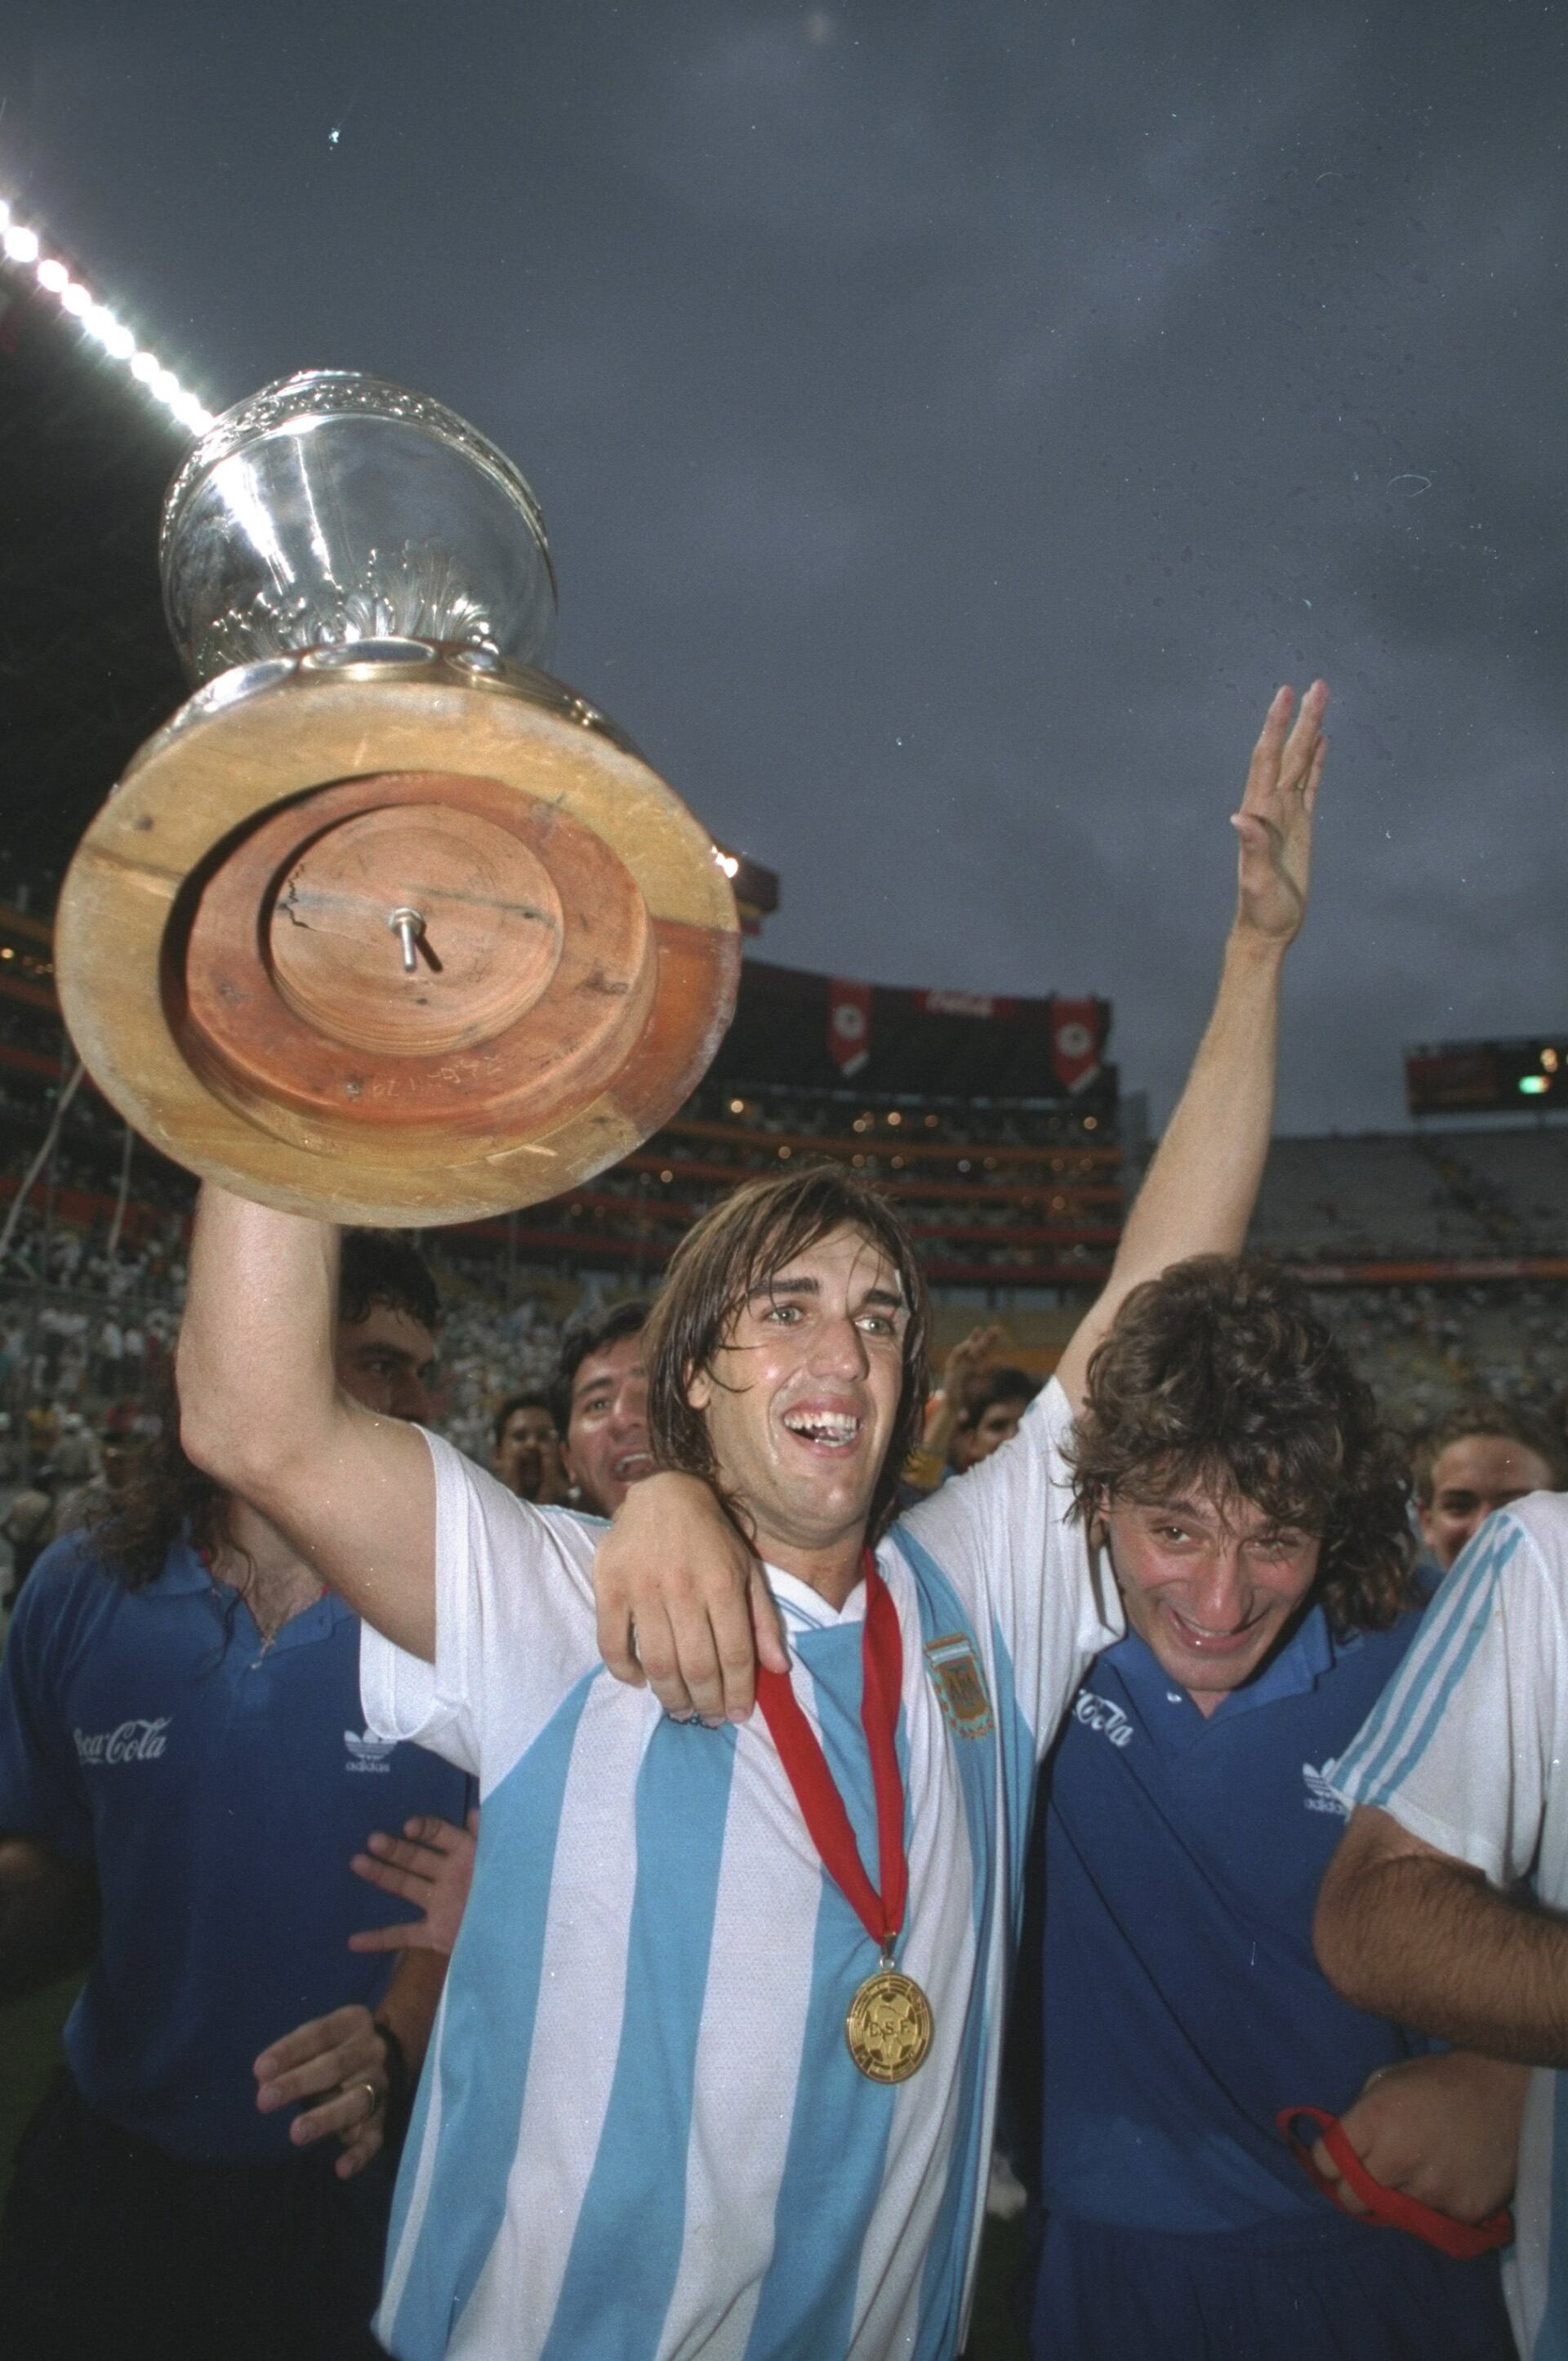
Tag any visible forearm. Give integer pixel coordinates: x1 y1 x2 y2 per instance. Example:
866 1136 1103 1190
1316 1850 1568 2064
1058 930 1284 1405
180 1182 342 1492
180 1183 435 1650
376 1944 448 2079
0 1840 98 2004
1120 926 1284 1276
920 1389 962 1462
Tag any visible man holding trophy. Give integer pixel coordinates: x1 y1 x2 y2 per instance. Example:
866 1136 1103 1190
33 370 1333 2354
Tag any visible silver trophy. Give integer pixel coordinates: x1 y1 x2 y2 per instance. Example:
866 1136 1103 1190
56 371 738 1226
162 371 558 683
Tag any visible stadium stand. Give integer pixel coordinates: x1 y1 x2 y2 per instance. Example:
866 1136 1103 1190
7 864 1568 1448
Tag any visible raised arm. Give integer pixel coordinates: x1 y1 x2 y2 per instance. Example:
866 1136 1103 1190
1315 1804 1568 2065
1054 679 1326 1407
178 1183 435 1657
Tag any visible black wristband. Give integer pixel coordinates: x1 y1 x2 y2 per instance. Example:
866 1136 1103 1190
372 2018 414 2143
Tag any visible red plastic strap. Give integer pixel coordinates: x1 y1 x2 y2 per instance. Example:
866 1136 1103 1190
755 1549 906 1950
1276 2105 1513 2259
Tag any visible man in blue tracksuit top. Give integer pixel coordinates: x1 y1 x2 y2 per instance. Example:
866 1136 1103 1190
0 1231 473 2361
1028 1254 1521 2360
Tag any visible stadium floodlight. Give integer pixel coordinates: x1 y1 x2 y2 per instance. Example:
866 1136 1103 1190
0 193 216 437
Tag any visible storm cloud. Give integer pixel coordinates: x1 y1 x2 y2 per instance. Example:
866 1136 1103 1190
2 0 1562 1128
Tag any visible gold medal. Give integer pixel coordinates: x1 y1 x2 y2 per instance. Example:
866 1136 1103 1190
845 1962 933 2083
759 1553 935 2085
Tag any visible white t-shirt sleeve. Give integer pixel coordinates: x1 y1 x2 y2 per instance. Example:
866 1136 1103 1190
359 1428 604 1795
1330 1502 1568 1888
894 1376 1122 1737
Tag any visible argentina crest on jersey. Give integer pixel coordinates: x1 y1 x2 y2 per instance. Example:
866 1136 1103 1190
924 1631 994 1739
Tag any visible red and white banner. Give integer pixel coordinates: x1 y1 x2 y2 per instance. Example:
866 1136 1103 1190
828 978 872 1077
1049 996 1102 1094
915 989 1018 1021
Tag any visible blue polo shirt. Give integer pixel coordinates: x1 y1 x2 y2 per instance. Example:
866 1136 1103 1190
1040 1599 1429 2234
0 1530 471 2162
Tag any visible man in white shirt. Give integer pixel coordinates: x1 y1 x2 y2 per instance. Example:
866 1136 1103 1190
1316 1494 1568 2359
176 682 1325 2359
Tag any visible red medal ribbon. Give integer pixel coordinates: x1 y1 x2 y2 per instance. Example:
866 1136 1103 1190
755 1547 908 1954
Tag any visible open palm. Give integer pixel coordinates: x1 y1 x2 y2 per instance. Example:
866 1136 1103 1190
1233 680 1328 945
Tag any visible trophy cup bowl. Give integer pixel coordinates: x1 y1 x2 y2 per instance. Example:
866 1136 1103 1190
54 372 740 1225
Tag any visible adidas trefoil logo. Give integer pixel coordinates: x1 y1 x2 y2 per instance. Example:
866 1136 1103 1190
345 1726 396 1774
1303 1758 1348 1817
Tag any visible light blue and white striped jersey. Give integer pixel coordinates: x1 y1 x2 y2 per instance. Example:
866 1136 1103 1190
1330 1495 1568 2361
361 1378 1119 2360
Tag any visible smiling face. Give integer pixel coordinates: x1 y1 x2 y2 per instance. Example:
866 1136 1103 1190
562 1332 653 1517
684 1223 910 1596
1102 1481 1322 1715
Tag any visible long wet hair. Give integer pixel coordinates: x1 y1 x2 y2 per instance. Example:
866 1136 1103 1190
644 1161 930 1545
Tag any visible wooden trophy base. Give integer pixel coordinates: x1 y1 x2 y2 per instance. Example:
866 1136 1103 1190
56 647 740 1224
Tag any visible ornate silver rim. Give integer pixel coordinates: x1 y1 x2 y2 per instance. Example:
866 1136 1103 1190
159 370 556 594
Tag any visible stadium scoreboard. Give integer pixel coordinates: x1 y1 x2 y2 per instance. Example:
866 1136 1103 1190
1405 1036 1568 1116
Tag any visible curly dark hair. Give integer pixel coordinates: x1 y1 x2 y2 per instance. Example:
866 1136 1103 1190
644 1161 929 1546
1067 1255 1416 1633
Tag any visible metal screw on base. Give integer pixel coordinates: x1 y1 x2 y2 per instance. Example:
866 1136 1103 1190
388 907 425 974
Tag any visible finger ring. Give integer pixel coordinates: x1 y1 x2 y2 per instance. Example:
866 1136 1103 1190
353 2079 383 2122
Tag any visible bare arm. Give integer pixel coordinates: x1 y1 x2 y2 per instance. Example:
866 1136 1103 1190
1054 679 1326 1408
179 1183 435 1657
1315 1804 1568 2064
0 1833 98 2003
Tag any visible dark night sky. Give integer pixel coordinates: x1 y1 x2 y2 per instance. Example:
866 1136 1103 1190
2 0 1564 1131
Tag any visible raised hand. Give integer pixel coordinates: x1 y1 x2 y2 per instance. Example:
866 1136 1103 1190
1232 679 1328 946
940 1323 1004 1404
348 1810 479 1958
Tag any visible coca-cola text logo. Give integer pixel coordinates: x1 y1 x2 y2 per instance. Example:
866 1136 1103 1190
73 1717 172 1767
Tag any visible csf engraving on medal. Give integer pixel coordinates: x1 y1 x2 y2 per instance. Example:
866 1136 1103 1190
845 1967 934 2083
